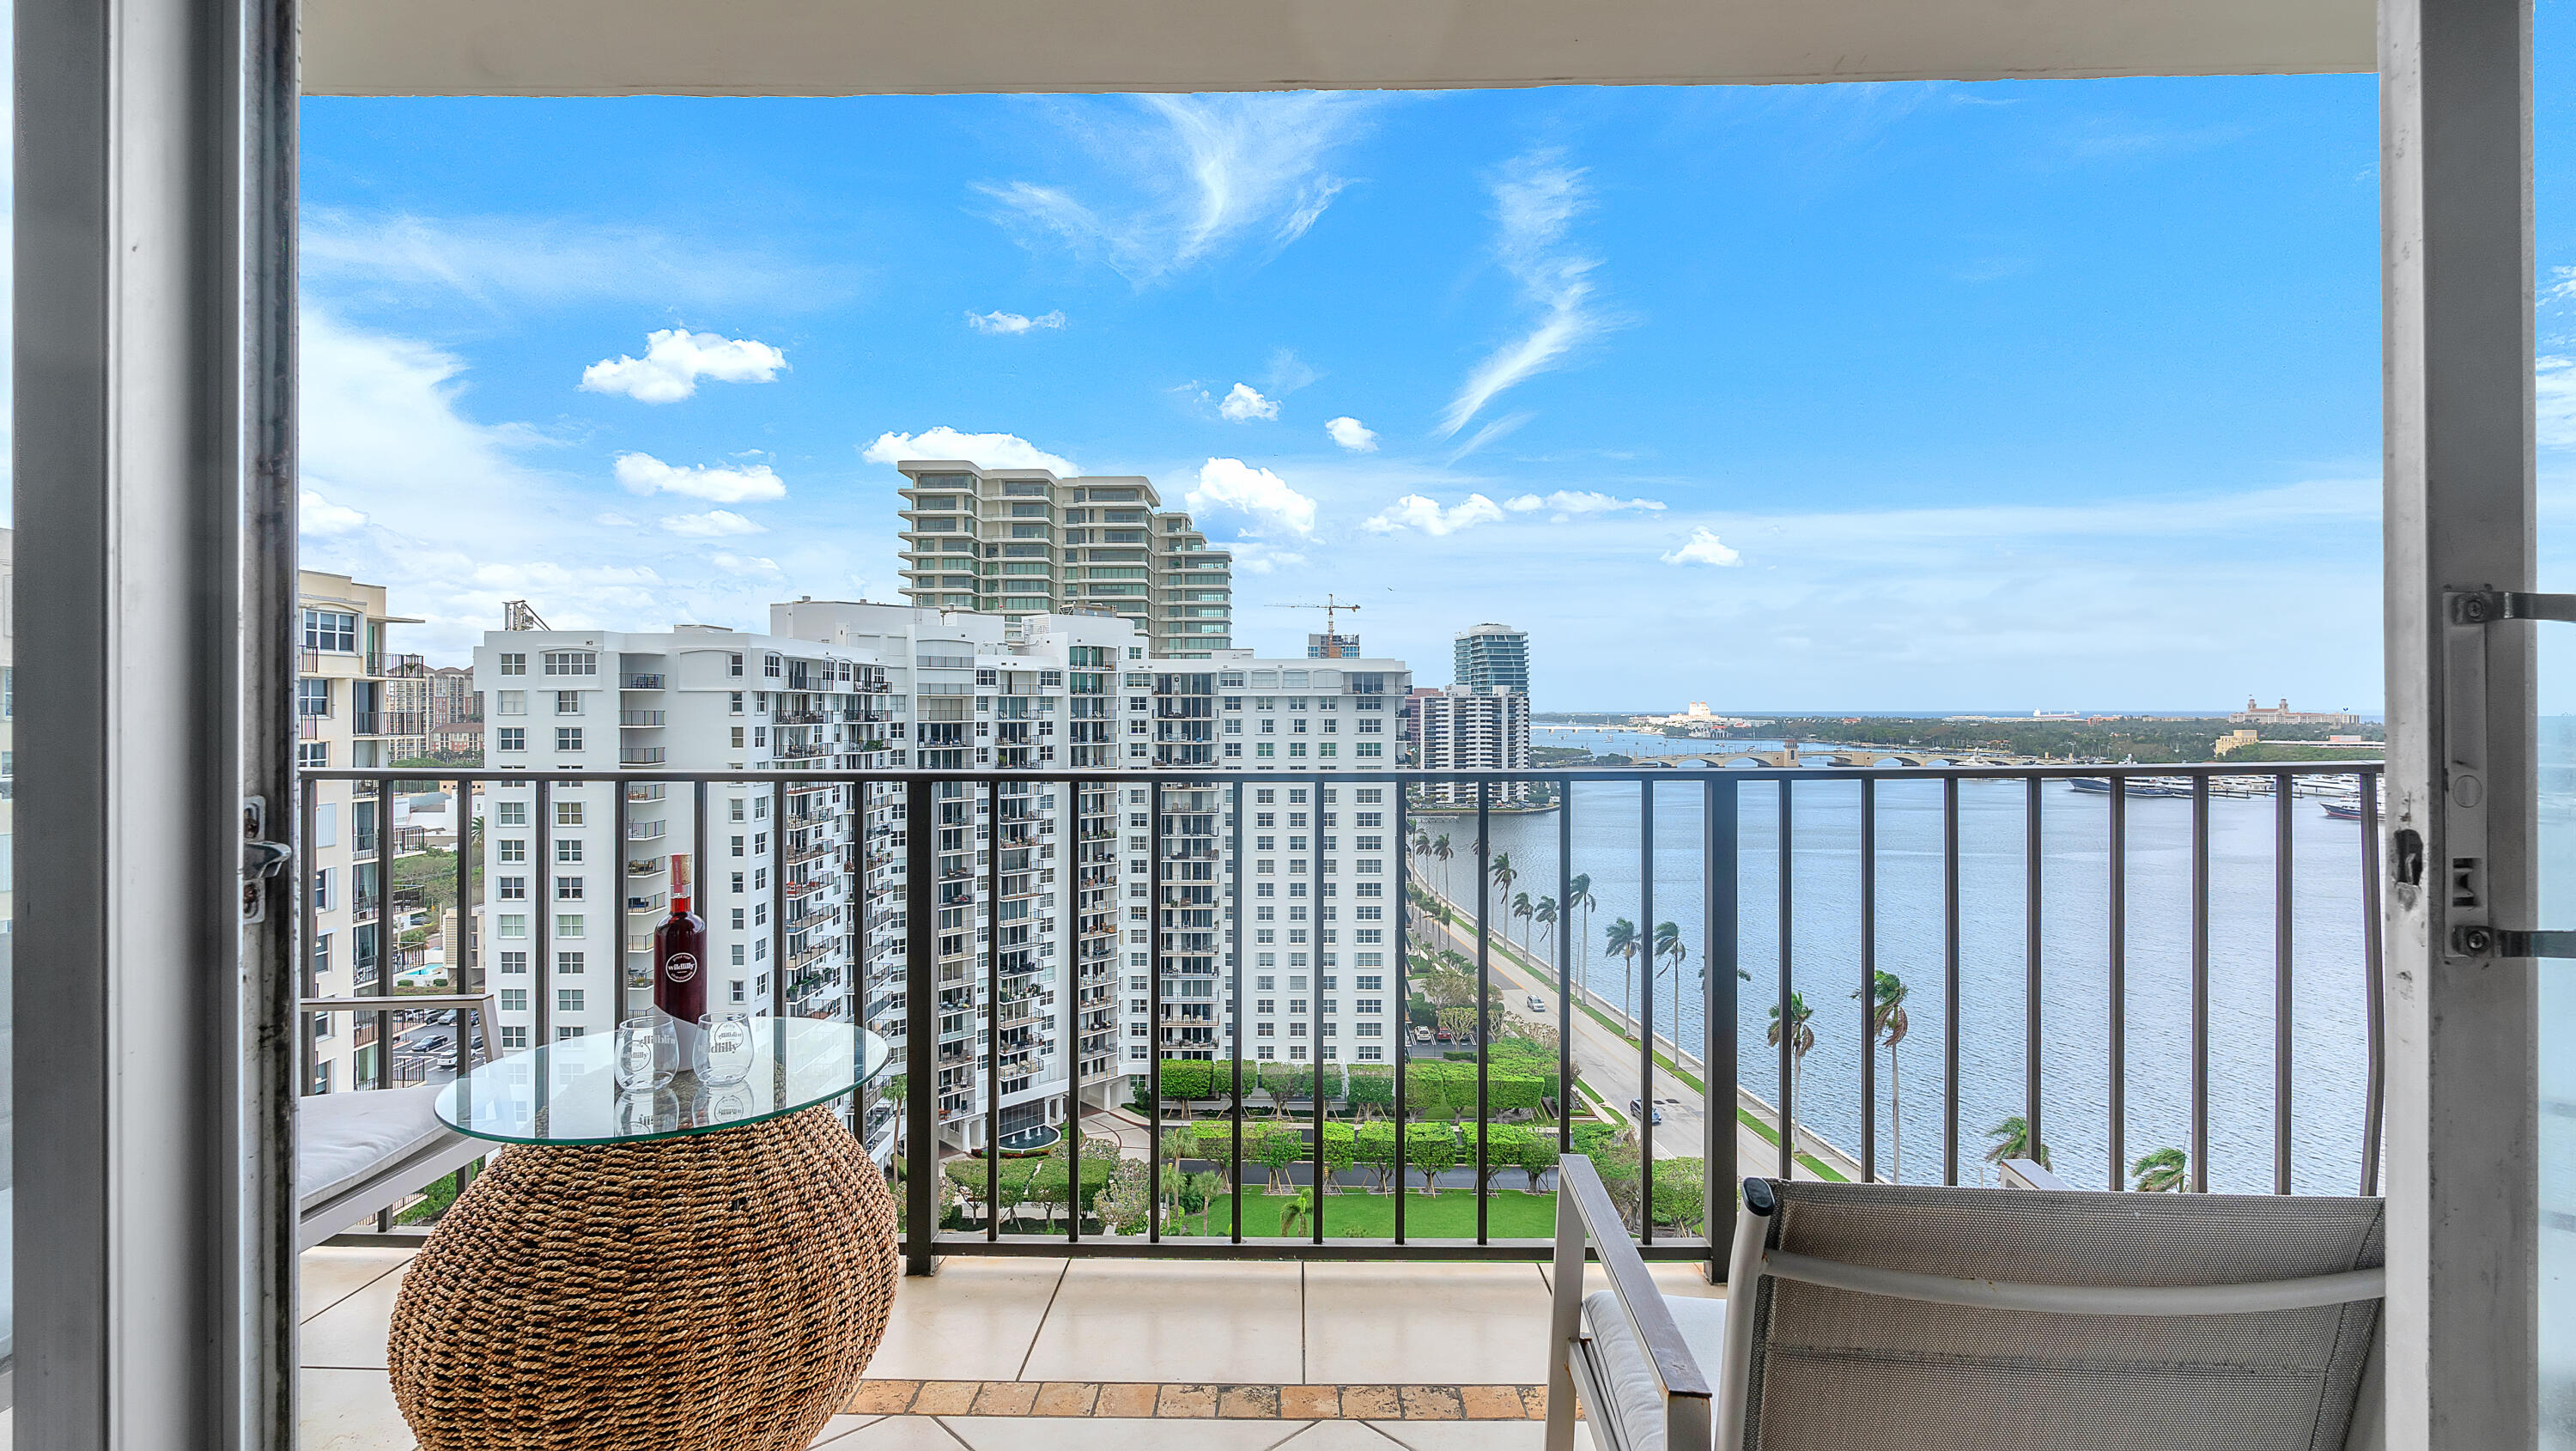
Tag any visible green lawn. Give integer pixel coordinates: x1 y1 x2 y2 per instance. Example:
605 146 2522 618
1160 1187 1562 1239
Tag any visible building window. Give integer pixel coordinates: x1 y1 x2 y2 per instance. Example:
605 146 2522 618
296 742 328 769
498 653 527 676
556 876 584 901
498 914 527 938
500 1026 531 1051
498 839 526 863
728 653 744 677
495 690 526 715
301 608 357 653
496 876 527 901
497 727 526 752
556 838 583 863
495 801 528 826
555 727 583 752
556 913 585 938
555 690 581 714
558 989 584 1015
541 651 598 677
498 988 529 1013
296 677 331 716
556 1027 585 1041
499 950 528 974
557 802 584 827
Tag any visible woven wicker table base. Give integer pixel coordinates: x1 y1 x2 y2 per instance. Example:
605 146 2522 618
388 1105 899 1451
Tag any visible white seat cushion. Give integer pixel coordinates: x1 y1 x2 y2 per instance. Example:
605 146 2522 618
296 1084 450 1211
1582 1289 1727 1451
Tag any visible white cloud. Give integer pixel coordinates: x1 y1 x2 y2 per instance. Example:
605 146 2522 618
580 330 787 404
661 510 765 537
1218 384 1280 422
978 94 1375 282
1325 416 1378 452
1229 541 1312 575
966 309 1068 335
593 512 641 529
301 489 368 535
613 452 788 504
712 553 786 578
1440 151 1609 437
1662 528 1744 567
302 210 854 312
1362 494 1508 537
862 428 1079 476
1185 458 1316 537
1505 489 1667 516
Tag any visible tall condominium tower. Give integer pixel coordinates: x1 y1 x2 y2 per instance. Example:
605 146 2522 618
894 460 1234 658
1451 622 1531 695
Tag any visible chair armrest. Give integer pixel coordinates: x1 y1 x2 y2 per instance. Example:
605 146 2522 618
1556 1154 1714 1401
1998 1157 2071 1190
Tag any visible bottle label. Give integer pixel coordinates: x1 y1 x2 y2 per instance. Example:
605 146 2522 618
665 952 698 984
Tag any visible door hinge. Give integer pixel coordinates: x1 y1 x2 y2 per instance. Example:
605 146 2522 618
241 797 294 923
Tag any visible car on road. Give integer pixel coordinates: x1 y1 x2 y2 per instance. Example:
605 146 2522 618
1525 993 1545 1012
1629 1096 1665 1125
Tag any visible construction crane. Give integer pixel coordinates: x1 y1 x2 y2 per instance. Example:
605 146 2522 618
502 599 551 632
1283 594 1364 658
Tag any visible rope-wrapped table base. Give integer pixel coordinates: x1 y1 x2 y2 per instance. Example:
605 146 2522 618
389 1106 898 1451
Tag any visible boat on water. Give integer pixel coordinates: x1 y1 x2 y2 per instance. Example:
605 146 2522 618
2322 799 2366 821
2068 777 2194 798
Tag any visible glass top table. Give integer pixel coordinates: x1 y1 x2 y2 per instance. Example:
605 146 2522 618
435 1017 891 1145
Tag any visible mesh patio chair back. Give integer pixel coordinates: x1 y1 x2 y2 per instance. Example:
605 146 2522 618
1739 1181 2384 1451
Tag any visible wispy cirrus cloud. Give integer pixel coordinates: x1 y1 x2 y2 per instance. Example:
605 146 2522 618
1439 151 1613 437
977 94 1376 283
966 309 1067 335
1505 490 1666 518
614 452 787 504
302 210 857 312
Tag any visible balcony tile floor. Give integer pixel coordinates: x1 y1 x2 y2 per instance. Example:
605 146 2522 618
292 1244 1726 1450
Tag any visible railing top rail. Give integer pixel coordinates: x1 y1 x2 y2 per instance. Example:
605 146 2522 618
297 761 2383 786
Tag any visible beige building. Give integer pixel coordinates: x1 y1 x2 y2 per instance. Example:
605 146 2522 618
895 460 1233 657
296 570 435 1095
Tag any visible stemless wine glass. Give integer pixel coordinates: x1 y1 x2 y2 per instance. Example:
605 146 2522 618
694 1010 756 1087
615 1017 675 1093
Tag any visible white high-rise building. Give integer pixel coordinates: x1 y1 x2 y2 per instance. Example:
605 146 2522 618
1414 687 1534 805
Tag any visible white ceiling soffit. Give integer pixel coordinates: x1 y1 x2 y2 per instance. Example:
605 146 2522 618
301 0 2377 97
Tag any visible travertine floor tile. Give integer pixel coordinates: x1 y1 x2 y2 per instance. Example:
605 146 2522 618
297 1368 414 1451
866 1257 1067 1381
299 1247 416 1324
1303 1264 1552 1386
939 1418 1310 1451
1018 1260 1303 1384
300 1260 412 1370
1368 1420 1546 1451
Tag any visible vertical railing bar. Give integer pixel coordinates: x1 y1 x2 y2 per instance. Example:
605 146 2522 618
1064 779 1083 1246
1475 776 1492 1246
1775 780 1792 1185
1314 774 1327 1247
2108 776 2128 1193
374 773 397 1228
456 777 476 1010
1640 780 1657 1241
1706 775 1739 1282
771 779 787 1023
1394 779 1411 1243
1943 775 1961 1187
614 780 632 1023
2190 774 2211 1194
985 779 1002 1241
2024 775 2043 1167
903 777 937 1275
2274 771 2294 1196
2359 770 2386 1196
535 777 553 1052
1558 774 1574 1159
299 779 319 1096
1230 778 1245 1244
1859 777 1876 1183
1148 779 1164 1244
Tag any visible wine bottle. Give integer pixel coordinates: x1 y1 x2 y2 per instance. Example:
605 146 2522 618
654 853 709 1060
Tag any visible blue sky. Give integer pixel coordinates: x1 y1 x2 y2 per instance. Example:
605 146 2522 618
294 52 2576 711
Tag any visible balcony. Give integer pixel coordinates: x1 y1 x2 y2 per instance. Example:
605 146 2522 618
365 651 426 677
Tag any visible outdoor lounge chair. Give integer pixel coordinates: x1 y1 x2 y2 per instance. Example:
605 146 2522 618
1546 1156 2386 1451
294 993 496 1250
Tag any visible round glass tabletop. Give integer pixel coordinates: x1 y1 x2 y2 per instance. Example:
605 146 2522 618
435 1017 891 1145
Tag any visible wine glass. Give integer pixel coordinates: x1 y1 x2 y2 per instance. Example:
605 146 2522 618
695 1010 756 1087
615 1017 675 1093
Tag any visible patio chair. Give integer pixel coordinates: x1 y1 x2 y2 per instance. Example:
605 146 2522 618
295 993 497 1250
1547 1157 2386 1451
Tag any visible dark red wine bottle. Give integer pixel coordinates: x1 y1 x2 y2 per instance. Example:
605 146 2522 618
655 854 708 1030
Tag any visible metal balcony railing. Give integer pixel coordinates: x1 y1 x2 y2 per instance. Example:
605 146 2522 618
366 651 427 677
297 760 2387 1273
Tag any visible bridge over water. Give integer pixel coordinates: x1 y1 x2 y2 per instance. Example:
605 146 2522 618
1630 740 2050 769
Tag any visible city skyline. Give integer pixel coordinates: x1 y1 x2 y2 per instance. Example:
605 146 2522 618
289 64 2576 709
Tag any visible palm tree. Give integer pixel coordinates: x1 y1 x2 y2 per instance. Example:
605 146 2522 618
1984 1115 2050 1170
1533 895 1558 975
1511 891 1534 954
1653 920 1685 1050
1490 852 1517 928
1765 992 1817 1122
1850 971 1911 1182
1431 835 1455 898
2130 1145 2189 1193
1602 918 1639 1018
1566 873 1596 996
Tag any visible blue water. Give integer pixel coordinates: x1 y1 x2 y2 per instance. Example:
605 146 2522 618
1414 774 2376 1195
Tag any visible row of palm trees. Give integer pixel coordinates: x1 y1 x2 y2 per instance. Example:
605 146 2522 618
1400 834 2195 1193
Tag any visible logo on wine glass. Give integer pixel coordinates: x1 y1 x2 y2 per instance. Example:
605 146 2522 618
665 952 698 983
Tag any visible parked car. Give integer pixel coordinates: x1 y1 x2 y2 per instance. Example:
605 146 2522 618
1629 1097 1665 1125
1436 1028 1454 1042
1413 1025 1434 1044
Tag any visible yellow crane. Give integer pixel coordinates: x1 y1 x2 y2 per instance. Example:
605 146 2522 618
1282 594 1364 657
